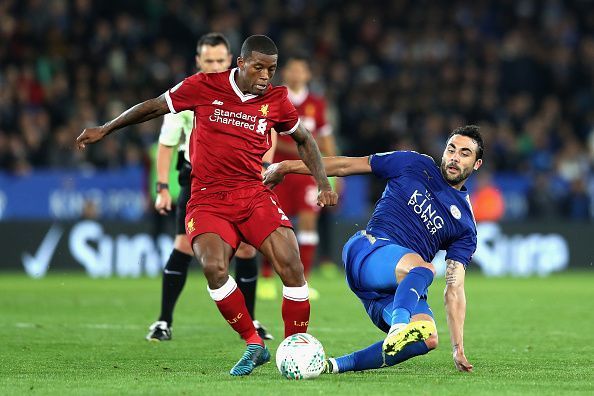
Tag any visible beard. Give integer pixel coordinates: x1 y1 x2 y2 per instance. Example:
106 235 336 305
440 159 472 186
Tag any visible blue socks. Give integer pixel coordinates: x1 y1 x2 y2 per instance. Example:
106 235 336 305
391 267 434 325
335 340 430 372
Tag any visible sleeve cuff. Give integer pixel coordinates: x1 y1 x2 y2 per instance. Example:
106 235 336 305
445 256 470 268
277 119 300 135
164 91 177 114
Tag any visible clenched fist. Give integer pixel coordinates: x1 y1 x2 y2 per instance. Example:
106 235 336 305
317 187 338 208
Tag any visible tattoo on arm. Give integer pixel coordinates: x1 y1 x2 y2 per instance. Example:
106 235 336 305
292 125 330 188
104 95 169 135
445 259 463 285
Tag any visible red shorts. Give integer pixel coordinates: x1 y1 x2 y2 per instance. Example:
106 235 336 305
273 173 320 217
185 185 293 250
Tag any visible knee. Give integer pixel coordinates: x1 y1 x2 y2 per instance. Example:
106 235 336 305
396 261 436 281
276 260 303 282
425 334 438 350
421 262 436 277
274 252 304 285
200 254 229 287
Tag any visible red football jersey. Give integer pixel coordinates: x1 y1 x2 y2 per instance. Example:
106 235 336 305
273 88 332 162
165 68 300 194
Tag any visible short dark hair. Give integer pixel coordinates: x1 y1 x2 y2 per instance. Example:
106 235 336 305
447 125 484 160
283 53 310 67
240 35 278 59
196 32 230 56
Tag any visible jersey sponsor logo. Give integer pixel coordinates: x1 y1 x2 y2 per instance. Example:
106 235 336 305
450 204 462 220
256 118 268 135
407 189 444 235
259 104 269 117
209 108 260 131
212 100 224 105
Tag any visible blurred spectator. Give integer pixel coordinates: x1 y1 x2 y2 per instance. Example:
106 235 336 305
1 0 594 220
471 171 505 222
527 172 563 219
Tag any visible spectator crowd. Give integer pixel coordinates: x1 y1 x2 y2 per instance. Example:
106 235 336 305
1 0 593 219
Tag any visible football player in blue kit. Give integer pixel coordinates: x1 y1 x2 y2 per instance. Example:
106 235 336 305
264 125 483 373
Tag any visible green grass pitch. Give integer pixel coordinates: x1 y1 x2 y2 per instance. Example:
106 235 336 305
1 270 593 395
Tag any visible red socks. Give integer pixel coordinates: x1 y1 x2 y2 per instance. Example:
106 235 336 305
282 283 310 337
208 276 262 346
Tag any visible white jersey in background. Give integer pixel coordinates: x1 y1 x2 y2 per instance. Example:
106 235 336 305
158 110 194 163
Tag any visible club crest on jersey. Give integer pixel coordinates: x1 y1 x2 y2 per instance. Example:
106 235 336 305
450 204 462 220
187 218 195 233
259 104 269 117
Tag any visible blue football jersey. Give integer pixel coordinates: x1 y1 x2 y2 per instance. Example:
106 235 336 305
367 151 477 266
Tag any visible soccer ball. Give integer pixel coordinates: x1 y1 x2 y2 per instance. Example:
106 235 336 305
275 333 326 380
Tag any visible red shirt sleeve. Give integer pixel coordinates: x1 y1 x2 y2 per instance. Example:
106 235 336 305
164 73 205 114
275 89 300 135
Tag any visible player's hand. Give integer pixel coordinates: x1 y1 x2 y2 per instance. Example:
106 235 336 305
263 162 285 189
317 186 338 208
155 190 173 215
453 348 473 372
76 126 107 149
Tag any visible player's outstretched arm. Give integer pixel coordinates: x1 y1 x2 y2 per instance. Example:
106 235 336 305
289 124 338 207
76 94 170 149
444 259 474 372
263 154 371 189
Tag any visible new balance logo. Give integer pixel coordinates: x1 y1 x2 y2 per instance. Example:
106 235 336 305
212 100 224 105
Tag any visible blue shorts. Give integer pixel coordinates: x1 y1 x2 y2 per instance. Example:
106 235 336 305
342 231 434 333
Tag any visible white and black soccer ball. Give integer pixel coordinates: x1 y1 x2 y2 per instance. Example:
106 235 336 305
275 333 326 380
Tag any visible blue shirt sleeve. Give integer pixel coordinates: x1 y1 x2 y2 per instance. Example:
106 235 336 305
444 228 477 267
369 151 427 179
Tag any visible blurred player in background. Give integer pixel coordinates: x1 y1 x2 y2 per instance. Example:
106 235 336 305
77 35 337 376
147 33 273 342
259 55 338 300
265 125 482 373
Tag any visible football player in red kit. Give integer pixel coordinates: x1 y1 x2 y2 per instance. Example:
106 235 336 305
76 35 338 376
